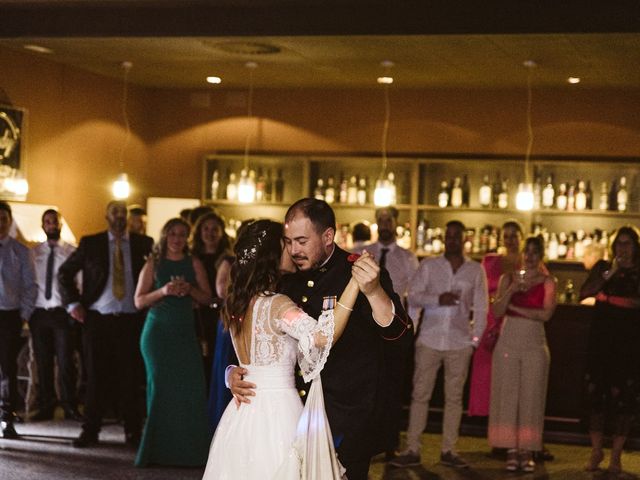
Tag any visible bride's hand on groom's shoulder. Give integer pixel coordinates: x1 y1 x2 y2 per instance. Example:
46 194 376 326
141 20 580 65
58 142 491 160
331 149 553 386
230 366 256 407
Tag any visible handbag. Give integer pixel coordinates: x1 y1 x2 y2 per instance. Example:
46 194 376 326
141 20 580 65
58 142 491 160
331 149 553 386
481 318 503 352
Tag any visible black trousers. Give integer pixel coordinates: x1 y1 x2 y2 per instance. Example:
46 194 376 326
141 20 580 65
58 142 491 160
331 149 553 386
0 310 22 421
30 308 77 412
81 310 144 436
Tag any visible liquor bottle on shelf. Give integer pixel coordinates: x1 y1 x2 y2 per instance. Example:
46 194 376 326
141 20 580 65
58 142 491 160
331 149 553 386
450 177 463 208
431 228 443 254
608 179 618 211
423 228 434 255
249 169 257 202
617 176 628 212
547 232 559 260
497 179 509 209
265 169 273 202
462 174 470 207
478 174 492 208
338 173 348 204
218 168 229 200
585 180 593 210
255 168 266 202
542 174 555 209
557 231 568 259
325 175 336 204
599 181 609 211
556 183 568 210
347 175 358 204
533 173 542 210
357 176 367 205
274 168 285 202
567 182 576 211
226 172 238 201
415 215 427 251
438 180 450 208
492 173 502 208
210 169 220 200
314 178 325 201
575 180 587 211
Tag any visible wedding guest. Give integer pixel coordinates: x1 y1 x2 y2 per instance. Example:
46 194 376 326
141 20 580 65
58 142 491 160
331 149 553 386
191 211 233 388
393 220 487 469
134 218 211 467
0 201 37 439
489 235 557 472
29 209 81 421
59 201 153 448
579 226 640 474
468 221 523 417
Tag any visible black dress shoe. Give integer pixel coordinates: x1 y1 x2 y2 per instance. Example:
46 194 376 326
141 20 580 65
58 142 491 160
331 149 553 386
72 431 99 448
30 409 55 422
1 422 19 440
64 408 84 422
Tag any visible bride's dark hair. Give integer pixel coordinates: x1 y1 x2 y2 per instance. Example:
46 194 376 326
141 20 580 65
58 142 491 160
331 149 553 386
223 219 283 334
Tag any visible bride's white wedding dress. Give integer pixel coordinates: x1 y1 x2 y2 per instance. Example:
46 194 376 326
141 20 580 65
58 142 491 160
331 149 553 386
202 293 345 480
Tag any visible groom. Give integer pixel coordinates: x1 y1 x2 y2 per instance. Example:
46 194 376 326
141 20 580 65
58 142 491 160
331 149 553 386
230 198 412 479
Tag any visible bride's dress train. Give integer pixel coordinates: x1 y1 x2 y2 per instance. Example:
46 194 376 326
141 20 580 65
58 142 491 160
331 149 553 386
202 294 345 479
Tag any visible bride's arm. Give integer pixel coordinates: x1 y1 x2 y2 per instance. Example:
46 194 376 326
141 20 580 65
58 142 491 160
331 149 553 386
314 277 358 347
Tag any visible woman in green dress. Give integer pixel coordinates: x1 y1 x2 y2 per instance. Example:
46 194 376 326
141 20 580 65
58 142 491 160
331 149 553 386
134 217 212 467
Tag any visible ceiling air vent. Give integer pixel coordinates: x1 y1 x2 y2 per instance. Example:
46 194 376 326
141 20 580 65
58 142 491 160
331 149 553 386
211 42 281 55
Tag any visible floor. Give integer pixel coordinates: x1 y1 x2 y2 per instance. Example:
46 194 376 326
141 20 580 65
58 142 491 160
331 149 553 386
1 420 639 480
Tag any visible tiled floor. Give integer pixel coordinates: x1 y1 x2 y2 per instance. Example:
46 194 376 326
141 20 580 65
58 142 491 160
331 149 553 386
1 420 639 479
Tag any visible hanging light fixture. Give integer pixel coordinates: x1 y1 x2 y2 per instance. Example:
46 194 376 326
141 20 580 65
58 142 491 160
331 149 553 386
238 61 257 203
515 60 537 211
373 60 395 207
112 61 132 199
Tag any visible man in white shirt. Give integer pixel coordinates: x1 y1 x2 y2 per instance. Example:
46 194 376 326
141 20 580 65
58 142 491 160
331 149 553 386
30 209 81 422
392 220 488 469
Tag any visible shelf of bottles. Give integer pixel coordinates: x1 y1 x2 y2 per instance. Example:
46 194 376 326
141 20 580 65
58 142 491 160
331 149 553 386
420 160 637 214
203 154 308 206
308 156 414 210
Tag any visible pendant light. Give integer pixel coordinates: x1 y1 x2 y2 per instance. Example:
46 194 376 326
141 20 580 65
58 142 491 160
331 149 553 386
237 61 257 204
515 60 536 211
373 60 395 207
112 61 132 199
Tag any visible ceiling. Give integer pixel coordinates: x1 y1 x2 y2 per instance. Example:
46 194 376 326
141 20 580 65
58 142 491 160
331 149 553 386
2 33 640 89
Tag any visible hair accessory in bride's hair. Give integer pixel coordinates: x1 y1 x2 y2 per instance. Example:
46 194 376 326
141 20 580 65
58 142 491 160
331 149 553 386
238 229 268 265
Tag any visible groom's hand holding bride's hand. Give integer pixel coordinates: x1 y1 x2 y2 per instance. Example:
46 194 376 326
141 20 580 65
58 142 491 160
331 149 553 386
351 250 382 296
229 366 256 407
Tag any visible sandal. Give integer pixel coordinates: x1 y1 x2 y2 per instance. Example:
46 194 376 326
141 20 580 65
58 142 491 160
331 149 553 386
505 449 519 471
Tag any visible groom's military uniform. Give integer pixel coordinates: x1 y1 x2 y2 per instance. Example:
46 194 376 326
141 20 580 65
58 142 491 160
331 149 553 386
280 245 412 479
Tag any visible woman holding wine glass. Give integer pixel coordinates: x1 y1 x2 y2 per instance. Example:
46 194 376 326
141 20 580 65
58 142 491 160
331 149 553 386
488 235 557 472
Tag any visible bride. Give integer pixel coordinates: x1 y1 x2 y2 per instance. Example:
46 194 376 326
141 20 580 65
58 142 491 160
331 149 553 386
202 219 364 479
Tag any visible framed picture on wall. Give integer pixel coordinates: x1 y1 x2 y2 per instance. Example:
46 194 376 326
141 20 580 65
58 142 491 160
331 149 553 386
0 104 27 201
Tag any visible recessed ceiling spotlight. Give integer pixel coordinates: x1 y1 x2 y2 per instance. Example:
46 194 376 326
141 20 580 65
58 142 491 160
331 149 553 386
23 44 53 54
567 77 581 84
206 76 222 84
377 77 394 85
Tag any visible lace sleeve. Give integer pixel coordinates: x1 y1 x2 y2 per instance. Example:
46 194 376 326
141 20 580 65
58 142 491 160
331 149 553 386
272 296 335 382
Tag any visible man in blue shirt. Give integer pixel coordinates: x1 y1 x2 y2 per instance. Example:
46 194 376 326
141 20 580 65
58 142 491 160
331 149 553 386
0 201 37 439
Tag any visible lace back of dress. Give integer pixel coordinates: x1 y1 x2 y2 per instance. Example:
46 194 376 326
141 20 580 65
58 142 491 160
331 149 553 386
252 294 291 366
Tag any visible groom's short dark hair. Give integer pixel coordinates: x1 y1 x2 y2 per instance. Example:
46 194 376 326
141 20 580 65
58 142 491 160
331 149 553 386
285 198 336 234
